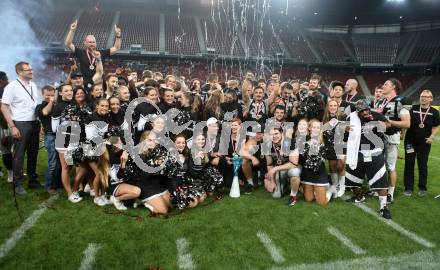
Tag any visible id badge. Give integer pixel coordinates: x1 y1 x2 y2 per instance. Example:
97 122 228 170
363 154 372 163
406 144 415 154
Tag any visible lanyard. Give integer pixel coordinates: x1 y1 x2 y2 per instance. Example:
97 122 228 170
345 93 356 103
419 106 430 125
86 50 96 66
16 80 34 102
379 94 397 109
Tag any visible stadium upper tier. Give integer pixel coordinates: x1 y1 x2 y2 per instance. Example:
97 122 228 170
32 10 440 67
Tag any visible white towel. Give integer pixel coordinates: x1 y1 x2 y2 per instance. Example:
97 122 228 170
346 112 361 170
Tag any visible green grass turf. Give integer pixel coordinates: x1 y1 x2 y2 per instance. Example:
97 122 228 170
0 138 439 270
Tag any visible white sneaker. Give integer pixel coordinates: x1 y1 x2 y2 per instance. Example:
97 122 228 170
84 184 91 193
101 195 110 205
68 193 83 203
89 189 96 197
72 191 81 198
110 196 127 211
0 171 4 177
326 189 333 202
336 185 345 198
329 185 338 196
93 196 106 206
7 170 13 183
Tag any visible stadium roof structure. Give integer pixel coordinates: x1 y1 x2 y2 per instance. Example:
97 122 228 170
61 0 440 26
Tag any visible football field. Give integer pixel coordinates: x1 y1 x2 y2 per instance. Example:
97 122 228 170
1 139 440 270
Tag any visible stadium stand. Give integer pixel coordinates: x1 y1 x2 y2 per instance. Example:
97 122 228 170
362 71 418 93
118 12 160 52
201 17 245 56
352 33 400 65
31 10 75 45
72 10 115 50
277 25 317 63
408 30 440 64
165 15 201 55
307 33 353 63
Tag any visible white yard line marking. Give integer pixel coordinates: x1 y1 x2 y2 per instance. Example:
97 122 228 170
78 243 101 270
355 204 435 248
176 238 195 270
327 226 366 255
0 194 59 261
257 231 286 264
269 249 440 270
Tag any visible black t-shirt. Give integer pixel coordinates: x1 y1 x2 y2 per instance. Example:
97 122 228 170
406 105 440 143
36 101 53 134
74 48 111 78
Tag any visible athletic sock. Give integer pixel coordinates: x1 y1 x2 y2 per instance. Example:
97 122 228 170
330 173 338 186
247 178 254 186
339 175 345 186
388 186 395 197
379 196 387 209
290 191 297 196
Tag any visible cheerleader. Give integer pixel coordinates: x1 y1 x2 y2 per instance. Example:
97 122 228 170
52 84 83 203
189 133 223 197
264 128 301 203
175 91 202 139
158 87 176 114
171 134 192 209
106 136 141 210
132 131 179 214
109 96 124 127
203 90 224 120
291 119 331 205
134 86 160 143
88 83 103 109
84 98 111 206
322 99 347 198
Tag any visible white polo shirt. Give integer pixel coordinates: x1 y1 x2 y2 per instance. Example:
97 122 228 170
2 79 42 121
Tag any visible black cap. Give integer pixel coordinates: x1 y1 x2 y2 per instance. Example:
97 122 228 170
71 71 83 78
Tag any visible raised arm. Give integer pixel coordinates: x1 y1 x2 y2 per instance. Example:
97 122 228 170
65 20 78 52
92 51 104 84
110 25 122 55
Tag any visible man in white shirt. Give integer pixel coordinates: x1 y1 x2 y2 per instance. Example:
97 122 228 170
1 62 43 194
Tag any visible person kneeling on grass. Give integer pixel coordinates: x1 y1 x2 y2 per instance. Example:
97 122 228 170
264 127 301 206
106 136 141 210
128 131 179 215
345 100 392 219
290 119 332 206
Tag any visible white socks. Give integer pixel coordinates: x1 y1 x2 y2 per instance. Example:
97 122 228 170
388 186 395 198
379 196 387 209
247 178 254 186
290 191 297 196
330 173 338 186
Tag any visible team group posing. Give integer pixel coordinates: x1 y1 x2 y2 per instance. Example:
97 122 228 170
0 21 438 220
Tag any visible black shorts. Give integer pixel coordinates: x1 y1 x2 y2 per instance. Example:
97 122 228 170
345 152 387 190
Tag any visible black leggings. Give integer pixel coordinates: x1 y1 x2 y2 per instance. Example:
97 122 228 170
2 153 12 170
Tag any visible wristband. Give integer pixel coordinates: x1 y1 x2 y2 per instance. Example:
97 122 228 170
10 125 16 128
96 57 102 62
116 36 121 38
